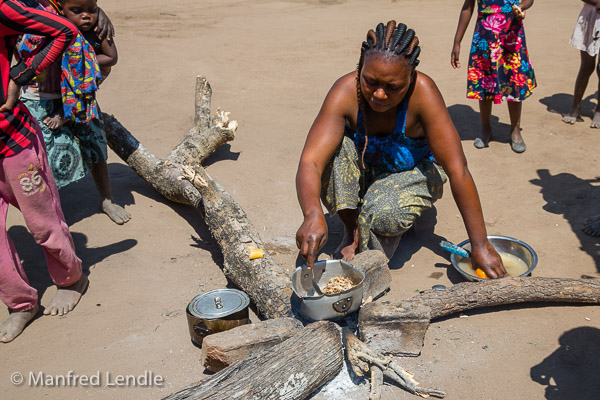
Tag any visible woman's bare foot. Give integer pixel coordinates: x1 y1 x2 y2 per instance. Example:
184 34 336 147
591 110 600 129
43 275 88 316
43 114 68 130
0 304 39 343
101 199 131 225
333 226 359 261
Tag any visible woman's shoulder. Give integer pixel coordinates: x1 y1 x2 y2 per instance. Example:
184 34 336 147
330 71 358 97
410 71 444 107
323 71 359 117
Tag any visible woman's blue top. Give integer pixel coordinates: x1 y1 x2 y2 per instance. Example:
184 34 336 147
345 99 434 173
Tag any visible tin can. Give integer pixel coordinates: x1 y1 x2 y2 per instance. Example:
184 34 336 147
186 288 250 346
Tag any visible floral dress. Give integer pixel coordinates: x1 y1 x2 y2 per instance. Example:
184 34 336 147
467 0 536 104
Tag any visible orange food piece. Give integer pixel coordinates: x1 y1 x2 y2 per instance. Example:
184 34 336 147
474 268 489 279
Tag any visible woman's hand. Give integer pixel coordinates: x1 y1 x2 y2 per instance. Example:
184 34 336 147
95 7 115 41
470 241 506 279
296 213 328 269
451 43 461 69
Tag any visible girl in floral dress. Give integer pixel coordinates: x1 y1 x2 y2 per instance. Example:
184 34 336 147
451 0 536 153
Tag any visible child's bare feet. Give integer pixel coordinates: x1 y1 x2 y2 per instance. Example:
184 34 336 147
43 275 88 316
334 227 359 261
101 199 131 225
43 114 68 130
591 110 600 128
0 304 39 343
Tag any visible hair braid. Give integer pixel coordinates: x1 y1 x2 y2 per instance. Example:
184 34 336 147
354 20 421 169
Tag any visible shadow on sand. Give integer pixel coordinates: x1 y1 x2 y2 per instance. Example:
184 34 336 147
538 92 597 120
530 326 600 400
9 226 136 307
447 103 512 144
530 169 600 272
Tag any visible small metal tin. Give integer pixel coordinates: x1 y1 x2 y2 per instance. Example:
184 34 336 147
186 289 250 347
432 284 446 291
188 289 249 319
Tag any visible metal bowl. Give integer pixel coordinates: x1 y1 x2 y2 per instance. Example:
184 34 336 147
450 235 538 282
290 259 365 321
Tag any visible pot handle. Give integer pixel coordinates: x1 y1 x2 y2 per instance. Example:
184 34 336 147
193 323 212 337
332 297 353 313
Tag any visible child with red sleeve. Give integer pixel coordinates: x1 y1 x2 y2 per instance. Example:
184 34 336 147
0 0 87 343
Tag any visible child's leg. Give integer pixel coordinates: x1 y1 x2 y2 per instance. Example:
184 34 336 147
474 100 493 148
507 101 525 153
592 62 600 128
91 162 131 225
75 119 130 224
0 195 39 343
9 133 87 316
563 51 596 124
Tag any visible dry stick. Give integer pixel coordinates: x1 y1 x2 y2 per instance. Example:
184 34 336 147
411 277 600 320
345 331 446 398
370 365 384 400
162 321 344 400
102 76 293 319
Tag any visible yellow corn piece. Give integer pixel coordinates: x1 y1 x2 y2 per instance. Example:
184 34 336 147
475 268 489 279
249 249 264 260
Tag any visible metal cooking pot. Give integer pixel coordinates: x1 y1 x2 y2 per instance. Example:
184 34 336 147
290 259 365 321
186 288 250 347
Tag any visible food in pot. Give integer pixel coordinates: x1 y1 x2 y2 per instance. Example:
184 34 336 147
321 276 356 295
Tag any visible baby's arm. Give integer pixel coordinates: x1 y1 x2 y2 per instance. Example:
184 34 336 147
95 36 117 68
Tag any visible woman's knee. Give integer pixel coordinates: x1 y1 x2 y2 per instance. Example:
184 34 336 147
363 207 415 236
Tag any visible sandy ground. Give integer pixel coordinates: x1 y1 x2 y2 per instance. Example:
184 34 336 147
2 0 600 399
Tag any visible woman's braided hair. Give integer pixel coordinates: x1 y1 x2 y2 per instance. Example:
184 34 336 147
355 21 421 168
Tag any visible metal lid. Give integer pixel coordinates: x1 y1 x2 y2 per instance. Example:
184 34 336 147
187 289 250 319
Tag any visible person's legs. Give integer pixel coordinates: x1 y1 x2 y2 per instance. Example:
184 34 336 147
563 51 596 124
75 119 130 224
507 101 525 153
0 191 40 343
90 162 130 225
320 136 362 260
474 100 493 148
9 132 87 316
592 62 600 128
358 161 447 259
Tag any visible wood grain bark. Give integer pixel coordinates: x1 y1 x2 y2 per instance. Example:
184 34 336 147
163 321 343 400
102 77 293 318
410 277 600 319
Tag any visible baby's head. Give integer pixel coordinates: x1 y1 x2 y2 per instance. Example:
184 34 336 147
57 0 98 32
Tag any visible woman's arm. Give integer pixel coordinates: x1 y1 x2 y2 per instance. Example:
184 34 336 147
413 73 506 278
96 36 117 67
95 7 115 41
451 0 476 69
296 73 355 268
